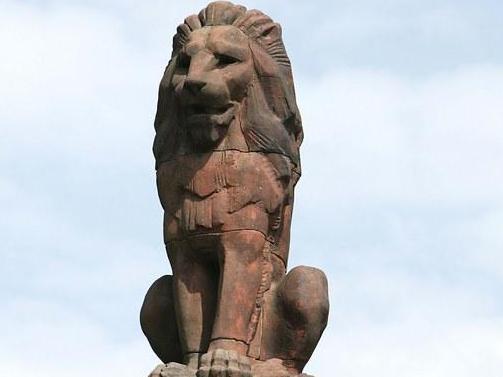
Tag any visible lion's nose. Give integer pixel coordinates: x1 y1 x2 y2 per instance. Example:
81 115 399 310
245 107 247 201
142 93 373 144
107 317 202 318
184 79 206 96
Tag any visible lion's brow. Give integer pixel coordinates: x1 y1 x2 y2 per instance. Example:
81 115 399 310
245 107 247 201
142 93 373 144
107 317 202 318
207 39 249 61
184 41 206 56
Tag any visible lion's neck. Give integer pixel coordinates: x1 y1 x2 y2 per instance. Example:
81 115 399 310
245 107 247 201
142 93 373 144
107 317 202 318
213 108 248 152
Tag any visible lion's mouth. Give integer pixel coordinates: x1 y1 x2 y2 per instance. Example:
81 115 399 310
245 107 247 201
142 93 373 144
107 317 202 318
185 103 236 127
187 103 233 116
187 103 232 116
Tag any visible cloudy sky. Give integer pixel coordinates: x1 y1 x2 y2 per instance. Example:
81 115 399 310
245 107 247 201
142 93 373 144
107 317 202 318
1 0 502 376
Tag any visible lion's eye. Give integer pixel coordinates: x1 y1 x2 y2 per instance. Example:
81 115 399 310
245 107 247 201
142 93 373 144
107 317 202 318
215 54 239 67
177 53 191 70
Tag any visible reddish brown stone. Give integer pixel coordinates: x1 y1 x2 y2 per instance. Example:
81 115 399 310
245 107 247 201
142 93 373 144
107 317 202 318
141 2 329 376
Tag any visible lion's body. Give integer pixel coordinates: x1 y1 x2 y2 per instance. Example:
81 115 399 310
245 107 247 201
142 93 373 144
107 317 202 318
158 151 286 241
141 2 328 376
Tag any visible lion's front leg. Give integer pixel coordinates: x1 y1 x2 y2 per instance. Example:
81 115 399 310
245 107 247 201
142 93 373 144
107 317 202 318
195 229 265 376
168 240 219 370
208 229 266 353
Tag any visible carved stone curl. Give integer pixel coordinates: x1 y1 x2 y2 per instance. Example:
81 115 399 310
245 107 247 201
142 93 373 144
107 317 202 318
141 2 329 376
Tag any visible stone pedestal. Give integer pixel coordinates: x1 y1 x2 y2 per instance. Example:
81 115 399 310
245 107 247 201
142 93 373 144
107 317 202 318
148 360 315 377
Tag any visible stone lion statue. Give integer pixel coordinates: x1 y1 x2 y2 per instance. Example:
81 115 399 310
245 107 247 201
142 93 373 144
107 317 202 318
141 2 329 376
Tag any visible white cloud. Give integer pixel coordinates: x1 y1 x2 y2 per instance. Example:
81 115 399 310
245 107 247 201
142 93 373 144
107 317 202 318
295 65 503 205
312 317 503 377
0 298 158 377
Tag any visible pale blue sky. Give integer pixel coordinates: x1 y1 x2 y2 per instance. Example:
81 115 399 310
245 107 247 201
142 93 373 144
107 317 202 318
1 1 503 376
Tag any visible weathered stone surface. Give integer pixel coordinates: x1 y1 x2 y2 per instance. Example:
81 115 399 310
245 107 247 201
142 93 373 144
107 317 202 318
148 360 316 377
141 2 329 376
148 363 196 377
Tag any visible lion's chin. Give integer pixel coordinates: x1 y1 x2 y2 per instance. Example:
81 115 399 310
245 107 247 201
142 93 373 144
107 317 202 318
185 105 236 150
187 125 227 150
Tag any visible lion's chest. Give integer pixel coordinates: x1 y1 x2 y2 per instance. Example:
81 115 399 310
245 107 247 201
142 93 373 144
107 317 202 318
157 151 285 238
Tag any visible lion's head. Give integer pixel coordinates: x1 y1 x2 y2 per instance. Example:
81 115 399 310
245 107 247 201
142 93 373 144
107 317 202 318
153 1 303 176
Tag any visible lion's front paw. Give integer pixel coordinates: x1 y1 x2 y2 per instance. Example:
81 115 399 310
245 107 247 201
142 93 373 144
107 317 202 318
196 349 252 377
148 363 196 377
